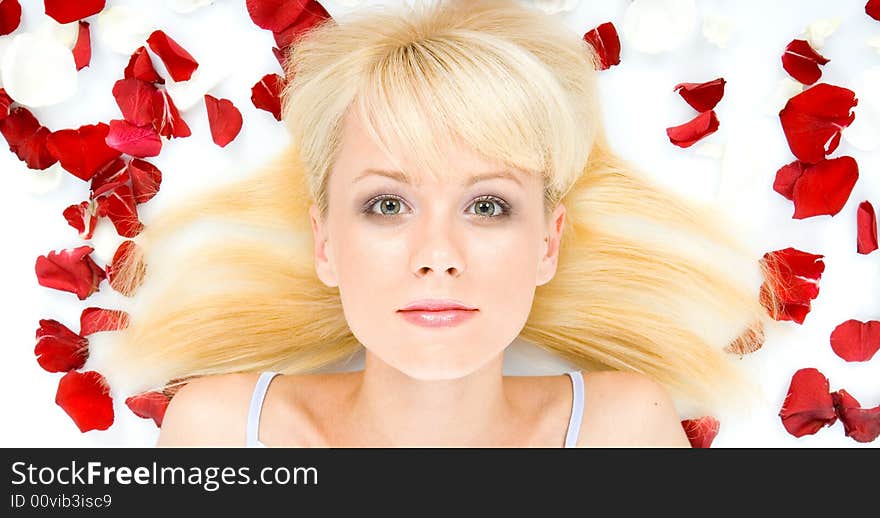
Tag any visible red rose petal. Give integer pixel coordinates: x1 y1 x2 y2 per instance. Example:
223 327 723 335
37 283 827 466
0 106 58 169
779 83 857 164
152 89 191 139
105 119 162 157
832 389 880 443
89 157 128 198
106 240 147 297
34 319 88 372
72 21 91 71
271 0 331 51
779 156 859 219
146 30 198 82
759 247 824 324
857 201 878 254
666 110 719 148
673 78 726 112
112 78 159 128
205 94 243 147
681 416 720 448
251 73 285 121
128 158 162 204
583 21 621 71
55 370 114 433
125 392 170 428
830 319 880 362
124 46 164 84
781 39 829 86
247 0 314 32
45 123 122 181
867 0 880 21
0 0 22 36
80 307 130 336
62 199 99 240
35 246 106 300
95 183 145 238
0 88 14 120
779 368 837 438
44 0 105 24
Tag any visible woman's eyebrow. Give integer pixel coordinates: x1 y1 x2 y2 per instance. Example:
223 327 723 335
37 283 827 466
354 168 524 187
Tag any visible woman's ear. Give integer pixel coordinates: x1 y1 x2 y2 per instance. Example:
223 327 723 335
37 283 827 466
309 203 339 287
536 202 566 287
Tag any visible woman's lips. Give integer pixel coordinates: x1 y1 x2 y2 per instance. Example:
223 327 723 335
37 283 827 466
397 309 478 328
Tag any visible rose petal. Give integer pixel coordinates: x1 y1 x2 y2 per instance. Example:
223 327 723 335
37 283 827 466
681 416 720 448
124 46 164 84
35 245 106 300
112 78 159 127
779 367 837 438
72 21 91 70
782 39 829 85
724 321 765 355
95 5 155 56
205 94 243 147
583 22 621 71
622 0 696 54
55 370 114 433
45 122 122 181
106 240 147 297
805 17 841 50
701 13 734 49
95 183 145 238
89 157 128 198
0 0 22 36
44 0 106 24
80 307 130 336
246 0 315 32
832 389 880 443
857 201 878 254
146 29 198 82
0 32 78 108
0 106 58 169
763 77 804 117
152 89 191 138
773 156 859 219
34 319 88 372
759 247 824 324
779 83 857 164
251 73 284 121
666 110 719 148
128 158 162 204
125 391 170 427
673 77 726 112
829 319 880 362
164 61 231 111
868 0 880 21
104 119 162 157
271 0 332 51
62 199 99 240
0 88 13 119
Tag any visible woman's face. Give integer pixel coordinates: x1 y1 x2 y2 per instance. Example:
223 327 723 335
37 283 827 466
309 112 566 380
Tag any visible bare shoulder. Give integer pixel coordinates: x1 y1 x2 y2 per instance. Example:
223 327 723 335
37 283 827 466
576 370 691 448
156 372 261 447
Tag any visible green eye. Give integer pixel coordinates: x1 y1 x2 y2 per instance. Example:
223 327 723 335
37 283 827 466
363 195 511 219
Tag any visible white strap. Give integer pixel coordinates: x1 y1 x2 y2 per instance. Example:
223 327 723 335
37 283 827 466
246 371 279 447
564 370 584 448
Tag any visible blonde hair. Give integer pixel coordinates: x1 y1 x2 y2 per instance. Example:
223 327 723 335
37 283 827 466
97 0 783 415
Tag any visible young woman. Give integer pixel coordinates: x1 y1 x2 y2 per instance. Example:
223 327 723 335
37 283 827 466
103 0 780 447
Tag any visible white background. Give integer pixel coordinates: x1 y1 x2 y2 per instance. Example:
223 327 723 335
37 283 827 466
1 0 878 447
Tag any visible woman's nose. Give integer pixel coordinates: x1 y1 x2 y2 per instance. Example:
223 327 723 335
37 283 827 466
409 212 465 278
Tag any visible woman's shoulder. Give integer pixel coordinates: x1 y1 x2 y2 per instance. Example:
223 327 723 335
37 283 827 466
576 370 692 447
156 371 265 447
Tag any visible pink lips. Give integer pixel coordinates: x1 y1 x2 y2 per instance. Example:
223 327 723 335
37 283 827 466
397 299 478 328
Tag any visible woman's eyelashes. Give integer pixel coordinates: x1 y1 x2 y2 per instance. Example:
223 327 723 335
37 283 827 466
360 193 513 220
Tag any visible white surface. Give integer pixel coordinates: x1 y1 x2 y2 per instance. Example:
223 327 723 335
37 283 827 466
1 0 878 448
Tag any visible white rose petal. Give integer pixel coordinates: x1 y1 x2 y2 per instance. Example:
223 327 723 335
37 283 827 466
804 17 840 50
763 77 804 117
694 142 724 160
868 34 880 55
166 0 215 14
0 33 77 108
531 0 580 15
842 67 880 151
32 18 79 49
622 0 696 54
165 58 232 111
14 161 67 195
90 218 127 266
96 5 156 55
333 0 365 6
702 13 734 49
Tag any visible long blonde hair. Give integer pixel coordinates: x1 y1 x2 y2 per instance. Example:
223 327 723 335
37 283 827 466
96 0 783 415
